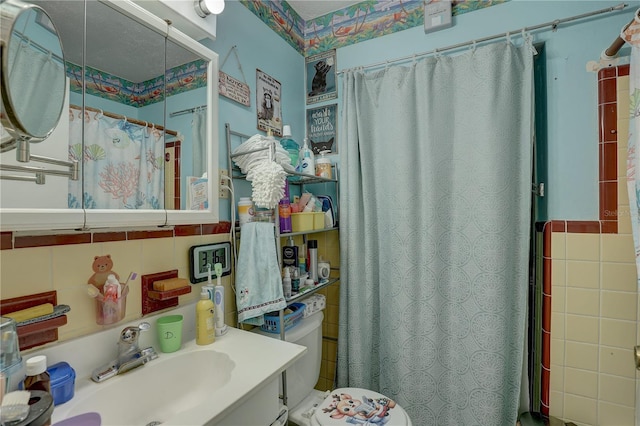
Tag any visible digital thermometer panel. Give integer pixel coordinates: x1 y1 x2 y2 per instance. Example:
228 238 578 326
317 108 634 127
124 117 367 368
189 242 232 284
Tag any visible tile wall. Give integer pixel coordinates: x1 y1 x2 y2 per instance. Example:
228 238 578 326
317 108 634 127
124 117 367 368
547 65 638 425
1 223 341 391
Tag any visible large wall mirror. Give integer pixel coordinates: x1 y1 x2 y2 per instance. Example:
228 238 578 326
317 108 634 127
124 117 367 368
0 0 219 231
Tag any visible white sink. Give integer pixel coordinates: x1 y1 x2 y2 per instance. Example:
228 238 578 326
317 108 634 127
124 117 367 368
54 349 234 425
45 308 306 426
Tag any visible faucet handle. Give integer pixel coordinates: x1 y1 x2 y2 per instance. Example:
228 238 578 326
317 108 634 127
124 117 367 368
120 322 151 343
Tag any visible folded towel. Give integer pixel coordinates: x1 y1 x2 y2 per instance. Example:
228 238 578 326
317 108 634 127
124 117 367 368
235 222 287 326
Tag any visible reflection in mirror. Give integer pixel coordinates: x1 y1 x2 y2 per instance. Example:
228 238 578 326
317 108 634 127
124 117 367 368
2 0 215 213
0 0 219 231
73 0 168 210
165 38 209 210
1 3 66 141
0 0 72 206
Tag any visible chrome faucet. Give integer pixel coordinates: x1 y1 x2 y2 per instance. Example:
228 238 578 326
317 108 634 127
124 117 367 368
91 322 158 383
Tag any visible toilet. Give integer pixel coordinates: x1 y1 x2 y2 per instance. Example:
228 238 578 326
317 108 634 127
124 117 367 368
256 310 413 426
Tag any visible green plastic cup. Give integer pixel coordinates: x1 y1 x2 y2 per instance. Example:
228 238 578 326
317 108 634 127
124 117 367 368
156 315 183 353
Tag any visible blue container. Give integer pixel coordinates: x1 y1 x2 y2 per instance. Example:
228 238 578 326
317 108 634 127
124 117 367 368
47 361 75 405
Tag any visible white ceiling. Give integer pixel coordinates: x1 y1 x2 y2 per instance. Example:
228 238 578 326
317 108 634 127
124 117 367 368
286 0 362 21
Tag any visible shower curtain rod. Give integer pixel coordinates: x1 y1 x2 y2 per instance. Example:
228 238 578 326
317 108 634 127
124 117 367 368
338 2 629 74
13 30 64 65
169 104 207 118
604 8 639 57
69 104 178 136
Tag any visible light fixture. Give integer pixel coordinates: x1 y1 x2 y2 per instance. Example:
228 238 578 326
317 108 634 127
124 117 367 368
194 0 224 17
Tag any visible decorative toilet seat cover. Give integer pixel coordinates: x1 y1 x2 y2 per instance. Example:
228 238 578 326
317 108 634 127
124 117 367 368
312 387 409 425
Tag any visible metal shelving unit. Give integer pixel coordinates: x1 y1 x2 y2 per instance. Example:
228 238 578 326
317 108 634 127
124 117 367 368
226 123 340 410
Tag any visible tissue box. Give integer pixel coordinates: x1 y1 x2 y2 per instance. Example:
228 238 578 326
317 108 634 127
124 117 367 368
47 361 76 405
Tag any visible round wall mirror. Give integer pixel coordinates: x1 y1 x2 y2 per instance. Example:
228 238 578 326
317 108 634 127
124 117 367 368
0 0 66 151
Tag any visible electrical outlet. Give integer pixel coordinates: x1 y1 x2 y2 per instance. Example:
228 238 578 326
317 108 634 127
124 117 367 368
219 169 229 198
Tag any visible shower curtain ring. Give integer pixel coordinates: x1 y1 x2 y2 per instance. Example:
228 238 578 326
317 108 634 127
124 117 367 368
471 40 476 52
506 32 511 44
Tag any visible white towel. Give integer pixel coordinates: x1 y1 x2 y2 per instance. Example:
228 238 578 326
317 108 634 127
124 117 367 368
235 222 287 326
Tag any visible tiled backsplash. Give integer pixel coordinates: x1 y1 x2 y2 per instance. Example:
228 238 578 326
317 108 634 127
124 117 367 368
0 222 234 345
1 221 342 392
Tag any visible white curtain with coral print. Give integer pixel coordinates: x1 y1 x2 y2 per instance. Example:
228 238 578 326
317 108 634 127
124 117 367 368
68 110 165 209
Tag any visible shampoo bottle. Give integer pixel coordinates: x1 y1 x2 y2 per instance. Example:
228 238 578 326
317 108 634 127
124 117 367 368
299 138 315 175
196 289 215 345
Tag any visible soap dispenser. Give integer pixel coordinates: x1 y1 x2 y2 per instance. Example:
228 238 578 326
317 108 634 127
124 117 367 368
299 138 315 175
196 289 215 345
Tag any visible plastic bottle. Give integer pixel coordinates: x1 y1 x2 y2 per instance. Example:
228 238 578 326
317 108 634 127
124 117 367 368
280 125 300 170
278 181 292 233
307 239 318 284
24 355 51 393
282 267 292 299
299 138 315 175
103 274 121 302
315 150 332 178
238 197 254 228
196 289 215 345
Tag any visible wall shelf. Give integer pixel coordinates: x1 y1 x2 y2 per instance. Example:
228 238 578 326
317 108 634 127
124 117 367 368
226 122 340 409
285 278 338 303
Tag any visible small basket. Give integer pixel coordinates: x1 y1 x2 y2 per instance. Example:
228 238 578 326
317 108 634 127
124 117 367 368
260 302 305 333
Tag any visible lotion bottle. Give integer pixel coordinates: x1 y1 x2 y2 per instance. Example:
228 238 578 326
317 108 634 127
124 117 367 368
299 138 315 175
196 289 215 345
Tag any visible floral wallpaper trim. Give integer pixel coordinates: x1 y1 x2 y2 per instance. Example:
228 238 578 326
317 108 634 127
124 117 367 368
241 0 509 56
66 59 208 107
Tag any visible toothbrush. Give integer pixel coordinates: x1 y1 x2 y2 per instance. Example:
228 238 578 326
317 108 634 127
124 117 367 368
213 262 227 334
214 263 222 288
207 264 212 285
121 272 137 298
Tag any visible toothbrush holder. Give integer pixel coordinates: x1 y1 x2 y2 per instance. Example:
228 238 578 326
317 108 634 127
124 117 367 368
95 288 127 325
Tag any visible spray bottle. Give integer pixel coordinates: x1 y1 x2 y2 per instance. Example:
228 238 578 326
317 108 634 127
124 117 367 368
213 263 228 336
299 138 315 175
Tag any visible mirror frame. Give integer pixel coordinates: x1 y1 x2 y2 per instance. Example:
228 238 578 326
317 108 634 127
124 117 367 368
0 0 219 232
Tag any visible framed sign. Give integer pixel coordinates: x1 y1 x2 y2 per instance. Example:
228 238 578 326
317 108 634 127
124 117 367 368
256 69 283 136
219 71 250 106
306 104 337 155
306 49 337 105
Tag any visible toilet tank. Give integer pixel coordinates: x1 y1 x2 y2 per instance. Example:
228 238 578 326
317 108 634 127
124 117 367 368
255 311 324 410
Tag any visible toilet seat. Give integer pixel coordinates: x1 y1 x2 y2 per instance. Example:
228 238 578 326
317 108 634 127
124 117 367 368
310 387 410 425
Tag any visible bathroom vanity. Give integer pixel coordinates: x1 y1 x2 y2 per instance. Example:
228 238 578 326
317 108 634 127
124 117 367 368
33 304 306 425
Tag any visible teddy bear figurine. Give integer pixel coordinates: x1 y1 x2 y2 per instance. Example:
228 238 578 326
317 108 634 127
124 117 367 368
88 254 119 292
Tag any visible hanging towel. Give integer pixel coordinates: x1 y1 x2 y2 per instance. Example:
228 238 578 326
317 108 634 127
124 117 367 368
235 222 287 326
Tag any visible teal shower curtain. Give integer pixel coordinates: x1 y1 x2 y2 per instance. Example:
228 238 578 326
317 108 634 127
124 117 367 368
337 39 534 425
